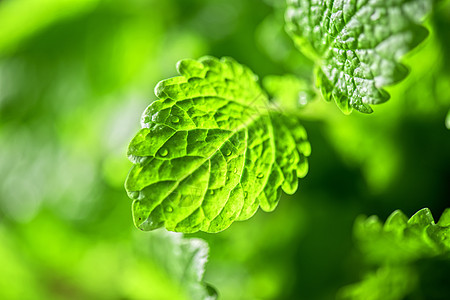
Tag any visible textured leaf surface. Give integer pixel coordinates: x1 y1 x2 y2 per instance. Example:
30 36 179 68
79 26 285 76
125 57 310 233
354 208 450 263
286 0 432 113
141 230 217 300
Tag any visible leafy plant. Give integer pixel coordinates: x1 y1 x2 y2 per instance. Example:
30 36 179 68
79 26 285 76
354 208 450 263
1 0 448 299
286 0 432 114
121 0 448 299
125 0 435 233
339 208 450 300
125 57 310 233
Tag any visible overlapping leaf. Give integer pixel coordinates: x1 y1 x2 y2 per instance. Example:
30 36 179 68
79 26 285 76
125 56 311 233
286 0 432 113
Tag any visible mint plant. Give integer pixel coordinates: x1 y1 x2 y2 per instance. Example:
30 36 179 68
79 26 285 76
340 208 450 300
125 57 310 233
123 1 448 298
354 208 450 263
125 0 434 234
286 0 432 113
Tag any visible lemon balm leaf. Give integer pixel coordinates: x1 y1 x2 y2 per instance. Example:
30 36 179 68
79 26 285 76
354 208 450 264
286 0 432 113
125 56 310 233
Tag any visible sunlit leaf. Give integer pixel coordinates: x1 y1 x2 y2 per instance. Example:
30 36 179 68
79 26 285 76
125 56 311 233
285 0 432 113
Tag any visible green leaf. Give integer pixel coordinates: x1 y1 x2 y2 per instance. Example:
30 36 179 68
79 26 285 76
354 208 450 264
285 0 432 114
125 56 311 233
139 229 217 300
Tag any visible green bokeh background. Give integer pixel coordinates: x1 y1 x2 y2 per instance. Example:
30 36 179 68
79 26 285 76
0 0 449 299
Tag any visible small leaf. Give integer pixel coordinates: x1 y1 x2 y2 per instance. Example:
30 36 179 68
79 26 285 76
125 56 311 233
286 0 432 113
354 208 450 264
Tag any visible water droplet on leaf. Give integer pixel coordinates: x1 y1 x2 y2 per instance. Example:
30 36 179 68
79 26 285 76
159 148 168 157
129 191 139 199
165 206 173 213
143 116 151 123
171 116 179 124
141 215 164 230
225 149 232 156
257 172 264 179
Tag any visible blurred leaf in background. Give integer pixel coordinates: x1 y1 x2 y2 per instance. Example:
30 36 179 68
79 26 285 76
339 208 450 300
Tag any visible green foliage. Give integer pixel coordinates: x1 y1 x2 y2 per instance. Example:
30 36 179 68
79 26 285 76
125 56 311 233
340 208 450 300
355 208 450 263
1 0 449 299
286 0 432 114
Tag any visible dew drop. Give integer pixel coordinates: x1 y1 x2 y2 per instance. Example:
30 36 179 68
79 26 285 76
244 192 248 198
225 149 232 156
165 206 173 213
143 115 151 123
209 190 215 195
226 176 230 181
171 116 180 124
141 215 164 230
129 191 139 199
257 172 264 179
159 148 168 157
138 156 148 164
233 168 238 174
